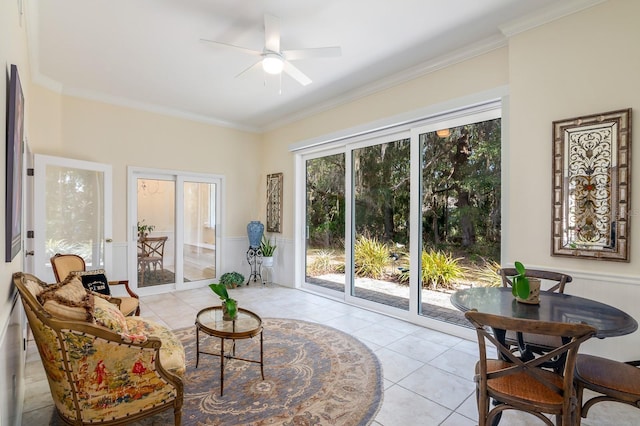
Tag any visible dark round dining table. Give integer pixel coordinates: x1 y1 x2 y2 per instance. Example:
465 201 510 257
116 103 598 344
451 287 638 338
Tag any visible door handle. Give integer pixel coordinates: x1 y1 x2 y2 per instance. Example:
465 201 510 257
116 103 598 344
106 238 113 243
25 251 34 256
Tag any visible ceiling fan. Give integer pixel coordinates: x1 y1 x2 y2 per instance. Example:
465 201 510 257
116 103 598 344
201 14 341 86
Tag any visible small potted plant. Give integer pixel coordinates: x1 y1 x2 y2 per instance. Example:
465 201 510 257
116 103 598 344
209 283 238 320
510 261 540 304
137 220 155 238
219 271 245 288
260 235 277 267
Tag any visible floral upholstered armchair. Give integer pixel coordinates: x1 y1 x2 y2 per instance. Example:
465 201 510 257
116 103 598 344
14 272 185 425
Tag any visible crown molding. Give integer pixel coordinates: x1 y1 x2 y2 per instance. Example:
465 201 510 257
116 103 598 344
24 0 259 134
264 33 507 132
499 0 607 37
62 86 260 133
24 0 607 135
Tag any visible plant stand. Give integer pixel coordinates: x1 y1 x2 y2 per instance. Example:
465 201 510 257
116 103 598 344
246 246 263 285
261 264 274 287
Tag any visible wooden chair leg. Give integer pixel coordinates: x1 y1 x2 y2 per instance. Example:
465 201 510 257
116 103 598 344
574 381 585 426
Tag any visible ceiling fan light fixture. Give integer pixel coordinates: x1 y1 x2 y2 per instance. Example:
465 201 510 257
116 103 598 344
262 53 284 75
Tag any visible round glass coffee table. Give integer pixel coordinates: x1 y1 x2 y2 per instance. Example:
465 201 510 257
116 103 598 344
195 306 264 395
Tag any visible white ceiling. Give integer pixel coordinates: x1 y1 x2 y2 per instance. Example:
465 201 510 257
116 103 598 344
27 0 601 132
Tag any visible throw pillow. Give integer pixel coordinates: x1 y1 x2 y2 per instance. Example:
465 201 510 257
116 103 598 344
94 297 148 343
72 269 111 295
37 276 94 321
93 296 128 333
24 277 48 298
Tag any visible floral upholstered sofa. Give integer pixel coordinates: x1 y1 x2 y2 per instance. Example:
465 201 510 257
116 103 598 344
14 272 185 425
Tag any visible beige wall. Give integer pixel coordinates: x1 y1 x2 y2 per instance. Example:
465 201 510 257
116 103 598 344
28 95 262 241
507 0 640 272
1 0 31 311
1 0 31 423
261 0 640 360
505 0 640 359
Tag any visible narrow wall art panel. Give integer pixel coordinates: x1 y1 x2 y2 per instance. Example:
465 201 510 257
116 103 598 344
266 173 282 233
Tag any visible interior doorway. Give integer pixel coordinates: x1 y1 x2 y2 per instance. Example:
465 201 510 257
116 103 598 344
130 168 222 294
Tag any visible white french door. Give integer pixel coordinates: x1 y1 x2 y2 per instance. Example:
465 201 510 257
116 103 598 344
33 155 112 282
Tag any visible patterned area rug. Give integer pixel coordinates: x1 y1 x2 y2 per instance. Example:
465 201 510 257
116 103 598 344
42 319 383 425
46 318 383 425
171 318 383 425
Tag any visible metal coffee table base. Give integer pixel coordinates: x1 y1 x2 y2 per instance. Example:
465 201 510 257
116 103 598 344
195 326 264 396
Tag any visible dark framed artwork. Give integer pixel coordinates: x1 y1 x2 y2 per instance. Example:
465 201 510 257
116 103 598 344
551 108 632 261
6 64 24 262
266 173 282 233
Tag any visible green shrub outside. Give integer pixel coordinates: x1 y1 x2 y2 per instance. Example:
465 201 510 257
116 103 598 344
421 249 464 290
394 249 465 290
475 259 502 287
354 236 389 279
307 250 338 275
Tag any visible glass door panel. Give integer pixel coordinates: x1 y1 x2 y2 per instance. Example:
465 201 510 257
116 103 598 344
137 178 175 287
418 119 501 325
183 181 217 282
352 138 410 310
304 153 346 293
34 155 112 282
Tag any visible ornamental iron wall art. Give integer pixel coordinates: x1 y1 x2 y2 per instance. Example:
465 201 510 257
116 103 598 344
552 109 631 261
266 173 283 233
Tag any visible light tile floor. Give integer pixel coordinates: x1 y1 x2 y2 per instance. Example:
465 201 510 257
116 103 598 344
22 284 639 425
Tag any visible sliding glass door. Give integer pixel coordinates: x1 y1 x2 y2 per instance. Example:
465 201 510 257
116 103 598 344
130 168 222 293
182 180 218 283
136 177 175 288
300 102 502 328
304 152 346 295
350 135 410 310
415 116 501 325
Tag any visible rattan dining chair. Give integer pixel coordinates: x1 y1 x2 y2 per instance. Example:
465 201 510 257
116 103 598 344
574 355 640 424
137 236 168 286
499 267 573 359
465 310 596 426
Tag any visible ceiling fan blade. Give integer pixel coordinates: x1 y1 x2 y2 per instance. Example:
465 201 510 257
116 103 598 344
264 14 280 53
235 59 263 78
283 61 312 86
283 46 342 61
200 39 262 56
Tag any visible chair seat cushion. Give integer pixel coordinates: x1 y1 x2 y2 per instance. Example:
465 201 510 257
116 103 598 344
480 359 564 406
118 296 140 316
576 354 640 396
126 317 186 376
